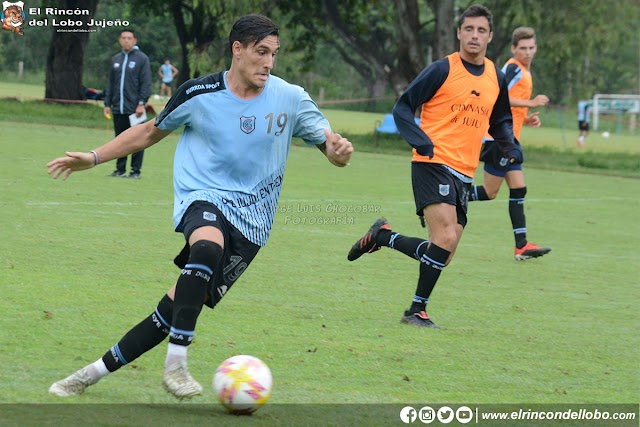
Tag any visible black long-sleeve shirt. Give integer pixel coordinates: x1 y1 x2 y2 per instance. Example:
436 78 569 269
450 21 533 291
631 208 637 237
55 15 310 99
393 54 522 177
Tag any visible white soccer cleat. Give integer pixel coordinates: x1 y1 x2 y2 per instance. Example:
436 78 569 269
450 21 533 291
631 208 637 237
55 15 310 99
162 361 203 399
49 367 97 397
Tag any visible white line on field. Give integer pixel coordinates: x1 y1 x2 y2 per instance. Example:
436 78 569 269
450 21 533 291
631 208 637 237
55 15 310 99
279 197 634 204
26 201 171 206
25 196 631 206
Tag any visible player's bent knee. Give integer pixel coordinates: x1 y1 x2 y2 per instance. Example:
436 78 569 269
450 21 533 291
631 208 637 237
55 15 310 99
485 189 499 200
430 231 458 252
188 240 223 268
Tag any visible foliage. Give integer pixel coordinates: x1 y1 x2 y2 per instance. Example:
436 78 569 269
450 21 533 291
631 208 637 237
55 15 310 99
44 0 99 100
276 0 430 102
1 0 637 107
126 0 276 82
83 0 182 89
0 20 51 80
483 0 640 104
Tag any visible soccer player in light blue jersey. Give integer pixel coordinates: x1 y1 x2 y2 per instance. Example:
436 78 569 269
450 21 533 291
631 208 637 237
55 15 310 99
47 14 353 399
577 100 591 147
158 58 178 98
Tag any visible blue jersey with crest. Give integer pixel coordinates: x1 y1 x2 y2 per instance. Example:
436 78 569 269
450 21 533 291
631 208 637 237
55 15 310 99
155 71 330 246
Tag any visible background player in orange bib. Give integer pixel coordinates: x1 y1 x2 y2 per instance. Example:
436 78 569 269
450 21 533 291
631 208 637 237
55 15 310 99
347 5 522 328
471 27 551 261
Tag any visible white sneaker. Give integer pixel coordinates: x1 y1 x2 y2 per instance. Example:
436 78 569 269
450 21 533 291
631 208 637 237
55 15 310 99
49 367 97 397
162 361 203 398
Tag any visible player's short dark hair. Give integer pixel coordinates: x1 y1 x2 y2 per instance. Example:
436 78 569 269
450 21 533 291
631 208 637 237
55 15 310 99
120 28 136 38
512 27 536 46
229 14 279 55
457 4 493 32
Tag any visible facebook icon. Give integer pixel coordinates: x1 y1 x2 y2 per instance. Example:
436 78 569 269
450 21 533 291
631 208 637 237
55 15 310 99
400 406 417 423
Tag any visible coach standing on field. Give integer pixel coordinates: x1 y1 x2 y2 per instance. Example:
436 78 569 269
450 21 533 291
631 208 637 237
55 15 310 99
104 29 152 179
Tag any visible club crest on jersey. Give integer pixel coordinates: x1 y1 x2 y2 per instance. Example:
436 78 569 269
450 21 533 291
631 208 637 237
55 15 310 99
240 116 256 134
499 157 509 167
128 61 136 69
439 184 450 196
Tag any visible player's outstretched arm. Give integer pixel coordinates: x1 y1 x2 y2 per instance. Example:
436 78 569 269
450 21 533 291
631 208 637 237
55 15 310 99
47 120 172 181
317 128 353 167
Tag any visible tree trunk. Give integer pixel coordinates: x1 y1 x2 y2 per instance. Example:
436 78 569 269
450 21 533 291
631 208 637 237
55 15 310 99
393 0 424 89
169 0 191 86
44 0 99 100
428 0 455 61
366 76 389 112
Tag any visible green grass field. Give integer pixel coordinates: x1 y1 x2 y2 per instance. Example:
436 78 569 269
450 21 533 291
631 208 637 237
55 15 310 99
0 117 638 425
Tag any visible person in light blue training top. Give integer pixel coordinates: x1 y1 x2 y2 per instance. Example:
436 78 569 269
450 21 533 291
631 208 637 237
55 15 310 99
46 14 353 400
158 58 179 98
577 100 591 147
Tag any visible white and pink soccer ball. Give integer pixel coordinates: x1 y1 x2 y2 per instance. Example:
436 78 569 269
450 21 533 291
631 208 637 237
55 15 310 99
213 355 273 415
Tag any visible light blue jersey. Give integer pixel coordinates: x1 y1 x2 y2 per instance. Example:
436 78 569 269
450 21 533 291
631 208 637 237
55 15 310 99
155 71 330 246
161 63 173 83
578 100 591 122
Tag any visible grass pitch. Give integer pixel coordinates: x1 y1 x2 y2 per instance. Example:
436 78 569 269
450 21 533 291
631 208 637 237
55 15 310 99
0 118 638 424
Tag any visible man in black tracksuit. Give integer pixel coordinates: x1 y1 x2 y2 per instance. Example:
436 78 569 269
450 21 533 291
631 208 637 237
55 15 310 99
104 29 152 179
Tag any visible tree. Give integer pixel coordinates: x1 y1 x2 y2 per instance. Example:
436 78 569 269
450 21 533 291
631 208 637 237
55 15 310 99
428 0 455 61
278 0 449 105
128 0 273 86
45 0 100 100
483 0 640 104
275 0 464 108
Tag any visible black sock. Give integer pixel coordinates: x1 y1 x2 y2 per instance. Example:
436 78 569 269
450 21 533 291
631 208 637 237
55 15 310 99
376 230 429 261
409 243 450 313
169 240 222 347
471 185 490 201
509 187 527 248
102 294 173 372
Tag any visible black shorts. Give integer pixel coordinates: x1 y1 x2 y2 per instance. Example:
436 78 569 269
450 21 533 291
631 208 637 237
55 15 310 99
174 201 260 309
578 120 590 132
480 139 523 177
411 162 471 228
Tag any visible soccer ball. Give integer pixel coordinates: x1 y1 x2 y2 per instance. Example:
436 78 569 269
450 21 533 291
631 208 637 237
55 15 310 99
602 131 610 139
213 355 273 415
